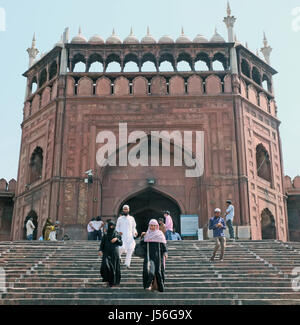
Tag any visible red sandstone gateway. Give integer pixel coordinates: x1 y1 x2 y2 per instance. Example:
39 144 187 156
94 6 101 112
6 5 289 242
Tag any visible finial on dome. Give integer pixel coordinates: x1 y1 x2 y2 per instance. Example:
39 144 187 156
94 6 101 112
55 34 64 47
71 26 87 44
107 28 122 44
142 27 156 44
210 28 225 43
124 27 139 44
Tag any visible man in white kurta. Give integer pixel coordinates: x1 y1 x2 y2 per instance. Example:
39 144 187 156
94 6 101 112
116 205 138 269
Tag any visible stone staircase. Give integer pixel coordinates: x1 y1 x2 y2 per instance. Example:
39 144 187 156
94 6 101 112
0 240 300 305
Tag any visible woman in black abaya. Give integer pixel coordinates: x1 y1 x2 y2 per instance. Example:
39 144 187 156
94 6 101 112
141 219 168 292
98 221 123 288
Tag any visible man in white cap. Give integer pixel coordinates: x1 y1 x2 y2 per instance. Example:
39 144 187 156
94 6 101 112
116 205 138 269
209 208 227 262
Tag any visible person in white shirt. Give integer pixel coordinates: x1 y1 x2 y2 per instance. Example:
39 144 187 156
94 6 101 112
87 218 96 241
225 200 235 240
93 216 104 241
26 218 35 241
116 205 138 269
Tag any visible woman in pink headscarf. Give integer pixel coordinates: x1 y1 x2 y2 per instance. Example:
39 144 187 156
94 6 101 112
140 219 168 292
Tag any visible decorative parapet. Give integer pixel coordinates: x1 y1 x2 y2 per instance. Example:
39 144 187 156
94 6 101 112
0 178 16 196
284 176 300 196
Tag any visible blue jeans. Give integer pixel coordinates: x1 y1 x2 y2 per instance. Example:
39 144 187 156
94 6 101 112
166 230 172 241
226 220 235 239
27 234 33 241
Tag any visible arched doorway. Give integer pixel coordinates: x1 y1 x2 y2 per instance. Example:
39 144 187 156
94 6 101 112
261 208 276 240
23 211 39 240
118 188 182 236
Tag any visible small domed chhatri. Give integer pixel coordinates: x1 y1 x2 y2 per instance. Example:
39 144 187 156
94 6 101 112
71 27 87 44
54 35 64 47
176 28 192 43
193 34 208 43
89 34 105 44
159 35 174 44
141 27 156 44
106 29 122 44
210 28 225 43
124 28 139 44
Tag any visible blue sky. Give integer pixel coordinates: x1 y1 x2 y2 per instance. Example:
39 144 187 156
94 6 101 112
0 0 299 181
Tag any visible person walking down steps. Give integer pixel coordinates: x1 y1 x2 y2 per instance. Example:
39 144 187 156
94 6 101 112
98 221 123 288
209 208 227 262
116 205 138 269
141 219 168 293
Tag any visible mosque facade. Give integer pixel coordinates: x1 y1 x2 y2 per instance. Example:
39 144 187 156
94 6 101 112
6 4 291 241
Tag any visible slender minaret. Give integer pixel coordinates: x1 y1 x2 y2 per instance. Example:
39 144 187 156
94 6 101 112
223 2 236 42
59 27 70 75
27 33 39 68
223 1 238 74
260 32 272 65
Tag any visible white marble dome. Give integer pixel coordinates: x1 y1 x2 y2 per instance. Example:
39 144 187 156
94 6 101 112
176 28 192 43
210 29 225 43
141 27 156 44
159 35 174 44
193 34 208 43
124 28 139 44
71 27 87 44
89 34 105 44
106 29 122 44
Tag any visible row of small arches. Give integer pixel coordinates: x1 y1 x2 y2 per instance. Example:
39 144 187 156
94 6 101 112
240 79 276 116
69 51 228 74
66 74 232 97
25 74 232 119
30 61 58 94
241 59 272 93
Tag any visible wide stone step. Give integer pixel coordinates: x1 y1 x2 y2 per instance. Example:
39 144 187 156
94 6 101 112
1 298 300 306
2 292 300 300
11 280 294 288
5 286 296 293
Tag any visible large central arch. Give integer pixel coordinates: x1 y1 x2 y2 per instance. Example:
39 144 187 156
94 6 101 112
117 187 182 235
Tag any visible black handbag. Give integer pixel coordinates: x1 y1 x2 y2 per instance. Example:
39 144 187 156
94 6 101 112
134 242 145 258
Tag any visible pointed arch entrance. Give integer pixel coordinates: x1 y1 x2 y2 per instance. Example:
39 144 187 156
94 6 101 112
23 210 39 240
261 208 277 240
118 188 182 236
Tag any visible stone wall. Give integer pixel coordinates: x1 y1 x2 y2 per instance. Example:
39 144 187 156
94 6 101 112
285 176 300 242
0 178 16 241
